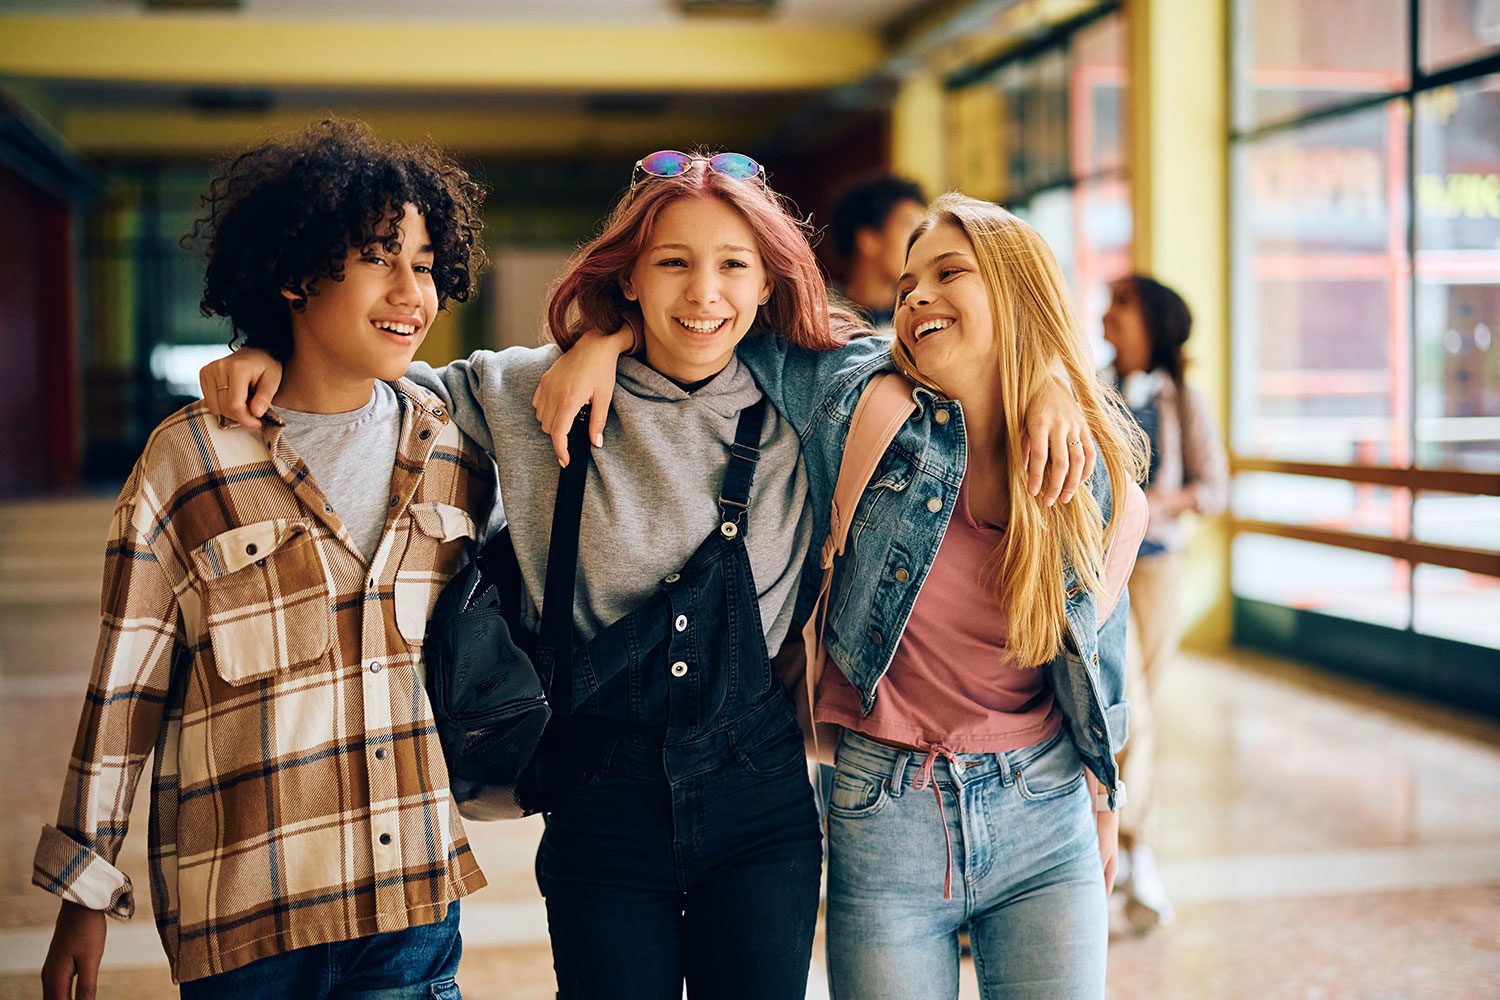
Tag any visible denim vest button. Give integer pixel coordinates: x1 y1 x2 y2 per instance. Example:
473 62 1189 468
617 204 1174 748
720 521 739 539
934 409 949 425
926 497 942 513
893 567 909 583
870 629 883 645
670 661 689 677
675 614 688 632
664 573 681 584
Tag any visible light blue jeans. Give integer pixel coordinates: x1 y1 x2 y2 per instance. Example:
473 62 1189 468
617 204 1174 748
825 729 1107 1000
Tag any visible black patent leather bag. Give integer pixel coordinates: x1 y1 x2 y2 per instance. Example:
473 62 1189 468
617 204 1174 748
424 411 589 820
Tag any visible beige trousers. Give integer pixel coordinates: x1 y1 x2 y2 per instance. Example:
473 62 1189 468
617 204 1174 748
1116 552 1181 848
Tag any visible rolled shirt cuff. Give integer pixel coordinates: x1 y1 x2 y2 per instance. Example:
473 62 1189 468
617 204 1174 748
33 824 135 919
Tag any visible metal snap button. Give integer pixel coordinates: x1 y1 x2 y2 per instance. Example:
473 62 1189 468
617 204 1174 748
378 833 392 846
389 495 398 507
670 661 689 678
369 661 382 673
926 497 942 513
245 543 258 555
433 407 445 417
934 409 949 425
375 748 387 760
675 614 688 632
870 629 883 645
893 567 909 582
720 521 738 539
255 558 266 567
664 573 680 584
418 429 431 440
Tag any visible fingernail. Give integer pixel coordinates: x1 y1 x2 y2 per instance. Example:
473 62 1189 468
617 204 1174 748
1046 497 1055 506
593 433 603 448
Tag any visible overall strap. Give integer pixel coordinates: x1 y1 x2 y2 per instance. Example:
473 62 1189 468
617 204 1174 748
536 406 593 687
716 397 768 536
802 373 917 768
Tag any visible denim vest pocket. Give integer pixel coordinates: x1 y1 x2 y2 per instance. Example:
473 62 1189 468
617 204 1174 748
1014 730 1086 801
395 501 478 645
193 519 332 684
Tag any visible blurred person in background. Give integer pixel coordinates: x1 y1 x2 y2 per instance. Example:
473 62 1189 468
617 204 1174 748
829 173 927 329
1101 274 1229 930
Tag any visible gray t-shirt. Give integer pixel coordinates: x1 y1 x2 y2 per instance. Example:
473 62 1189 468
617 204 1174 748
278 381 400 563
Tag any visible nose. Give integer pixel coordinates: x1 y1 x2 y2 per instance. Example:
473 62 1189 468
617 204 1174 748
902 285 932 308
686 266 721 305
388 262 422 308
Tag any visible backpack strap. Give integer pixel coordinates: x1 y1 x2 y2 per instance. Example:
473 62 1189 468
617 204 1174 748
802 373 918 766
535 406 592 688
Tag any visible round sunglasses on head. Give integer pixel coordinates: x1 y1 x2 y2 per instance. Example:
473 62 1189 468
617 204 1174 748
628 150 765 199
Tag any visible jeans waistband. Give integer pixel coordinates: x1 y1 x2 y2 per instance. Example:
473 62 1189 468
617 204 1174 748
554 692 798 782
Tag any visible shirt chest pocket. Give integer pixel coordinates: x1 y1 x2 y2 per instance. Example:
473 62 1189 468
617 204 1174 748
394 501 478 645
192 519 333 684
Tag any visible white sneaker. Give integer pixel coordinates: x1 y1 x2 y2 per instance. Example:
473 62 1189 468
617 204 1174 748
1124 845 1175 929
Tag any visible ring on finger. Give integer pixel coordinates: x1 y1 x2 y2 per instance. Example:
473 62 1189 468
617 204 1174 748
1067 438 1082 447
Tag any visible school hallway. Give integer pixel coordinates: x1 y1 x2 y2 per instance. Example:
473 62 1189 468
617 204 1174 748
1 495 1497 1000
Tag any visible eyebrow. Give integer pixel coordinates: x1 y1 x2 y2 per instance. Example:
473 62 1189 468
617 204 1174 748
649 242 757 254
896 250 970 286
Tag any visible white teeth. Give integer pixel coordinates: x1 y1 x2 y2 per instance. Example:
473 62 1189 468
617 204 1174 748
677 318 726 334
375 321 418 335
914 318 953 338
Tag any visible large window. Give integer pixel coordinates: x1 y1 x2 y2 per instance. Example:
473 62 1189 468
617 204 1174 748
945 3 1129 356
1231 1 1500 667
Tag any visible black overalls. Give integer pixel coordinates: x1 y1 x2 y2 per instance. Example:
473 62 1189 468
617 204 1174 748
535 399 823 1000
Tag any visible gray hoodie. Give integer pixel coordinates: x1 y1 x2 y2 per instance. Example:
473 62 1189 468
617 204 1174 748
406 346 811 653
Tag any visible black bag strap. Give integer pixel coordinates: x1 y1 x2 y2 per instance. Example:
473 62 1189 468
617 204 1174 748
536 406 592 687
716 398 767 529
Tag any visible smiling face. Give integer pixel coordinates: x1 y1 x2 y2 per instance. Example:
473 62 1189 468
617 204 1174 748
894 221 999 397
624 195 771 384
280 202 437 410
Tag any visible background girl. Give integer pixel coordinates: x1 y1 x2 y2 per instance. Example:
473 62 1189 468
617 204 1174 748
1101 274 1229 930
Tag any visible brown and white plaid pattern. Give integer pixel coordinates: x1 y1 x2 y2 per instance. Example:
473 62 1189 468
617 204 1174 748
33 379 496 984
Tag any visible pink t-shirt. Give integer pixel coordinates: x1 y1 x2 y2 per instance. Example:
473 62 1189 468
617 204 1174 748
815 479 1060 753
814 477 1149 755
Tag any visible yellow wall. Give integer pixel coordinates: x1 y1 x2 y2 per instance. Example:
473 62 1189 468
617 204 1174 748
1128 0 1231 647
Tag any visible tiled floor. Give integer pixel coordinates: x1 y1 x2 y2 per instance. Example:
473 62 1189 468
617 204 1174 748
2 495 1498 999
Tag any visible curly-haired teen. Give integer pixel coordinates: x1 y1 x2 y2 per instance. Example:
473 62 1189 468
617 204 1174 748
36 119 495 999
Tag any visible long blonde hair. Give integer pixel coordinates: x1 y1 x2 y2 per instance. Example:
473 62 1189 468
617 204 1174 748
891 193 1148 667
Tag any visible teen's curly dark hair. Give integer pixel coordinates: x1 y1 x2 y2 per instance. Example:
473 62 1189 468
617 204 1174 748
188 118 486 361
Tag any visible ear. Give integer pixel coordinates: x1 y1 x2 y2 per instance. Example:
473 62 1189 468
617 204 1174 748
620 278 637 302
758 280 771 307
854 226 883 261
280 287 300 303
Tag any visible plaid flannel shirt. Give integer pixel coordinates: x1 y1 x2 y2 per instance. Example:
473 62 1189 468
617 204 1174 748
33 379 495 983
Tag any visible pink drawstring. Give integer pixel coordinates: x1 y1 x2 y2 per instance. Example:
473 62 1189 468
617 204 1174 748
910 742 960 900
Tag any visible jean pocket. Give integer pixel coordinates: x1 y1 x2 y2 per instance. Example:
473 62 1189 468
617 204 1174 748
732 717 807 779
430 978 461 1000
1013 731 1085 801
827 769 889 818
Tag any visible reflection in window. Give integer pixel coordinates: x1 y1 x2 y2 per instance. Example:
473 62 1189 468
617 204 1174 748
1232 535 1411 629
1232 104 1410 467
1415 75 1500 473
1413 563 1500 648
1421 0 1500 72
1234 0 1407 131
1233 472 1411 538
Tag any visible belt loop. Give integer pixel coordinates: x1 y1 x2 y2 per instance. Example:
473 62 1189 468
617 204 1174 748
998 749 1017 787
887 752 909 797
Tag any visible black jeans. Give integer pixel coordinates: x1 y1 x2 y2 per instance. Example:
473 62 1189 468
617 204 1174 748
537 703 822 1000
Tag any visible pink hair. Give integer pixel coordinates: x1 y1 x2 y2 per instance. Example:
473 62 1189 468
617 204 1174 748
548 158 859 351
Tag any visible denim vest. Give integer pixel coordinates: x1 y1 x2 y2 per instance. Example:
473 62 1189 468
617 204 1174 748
738 335 1130 806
